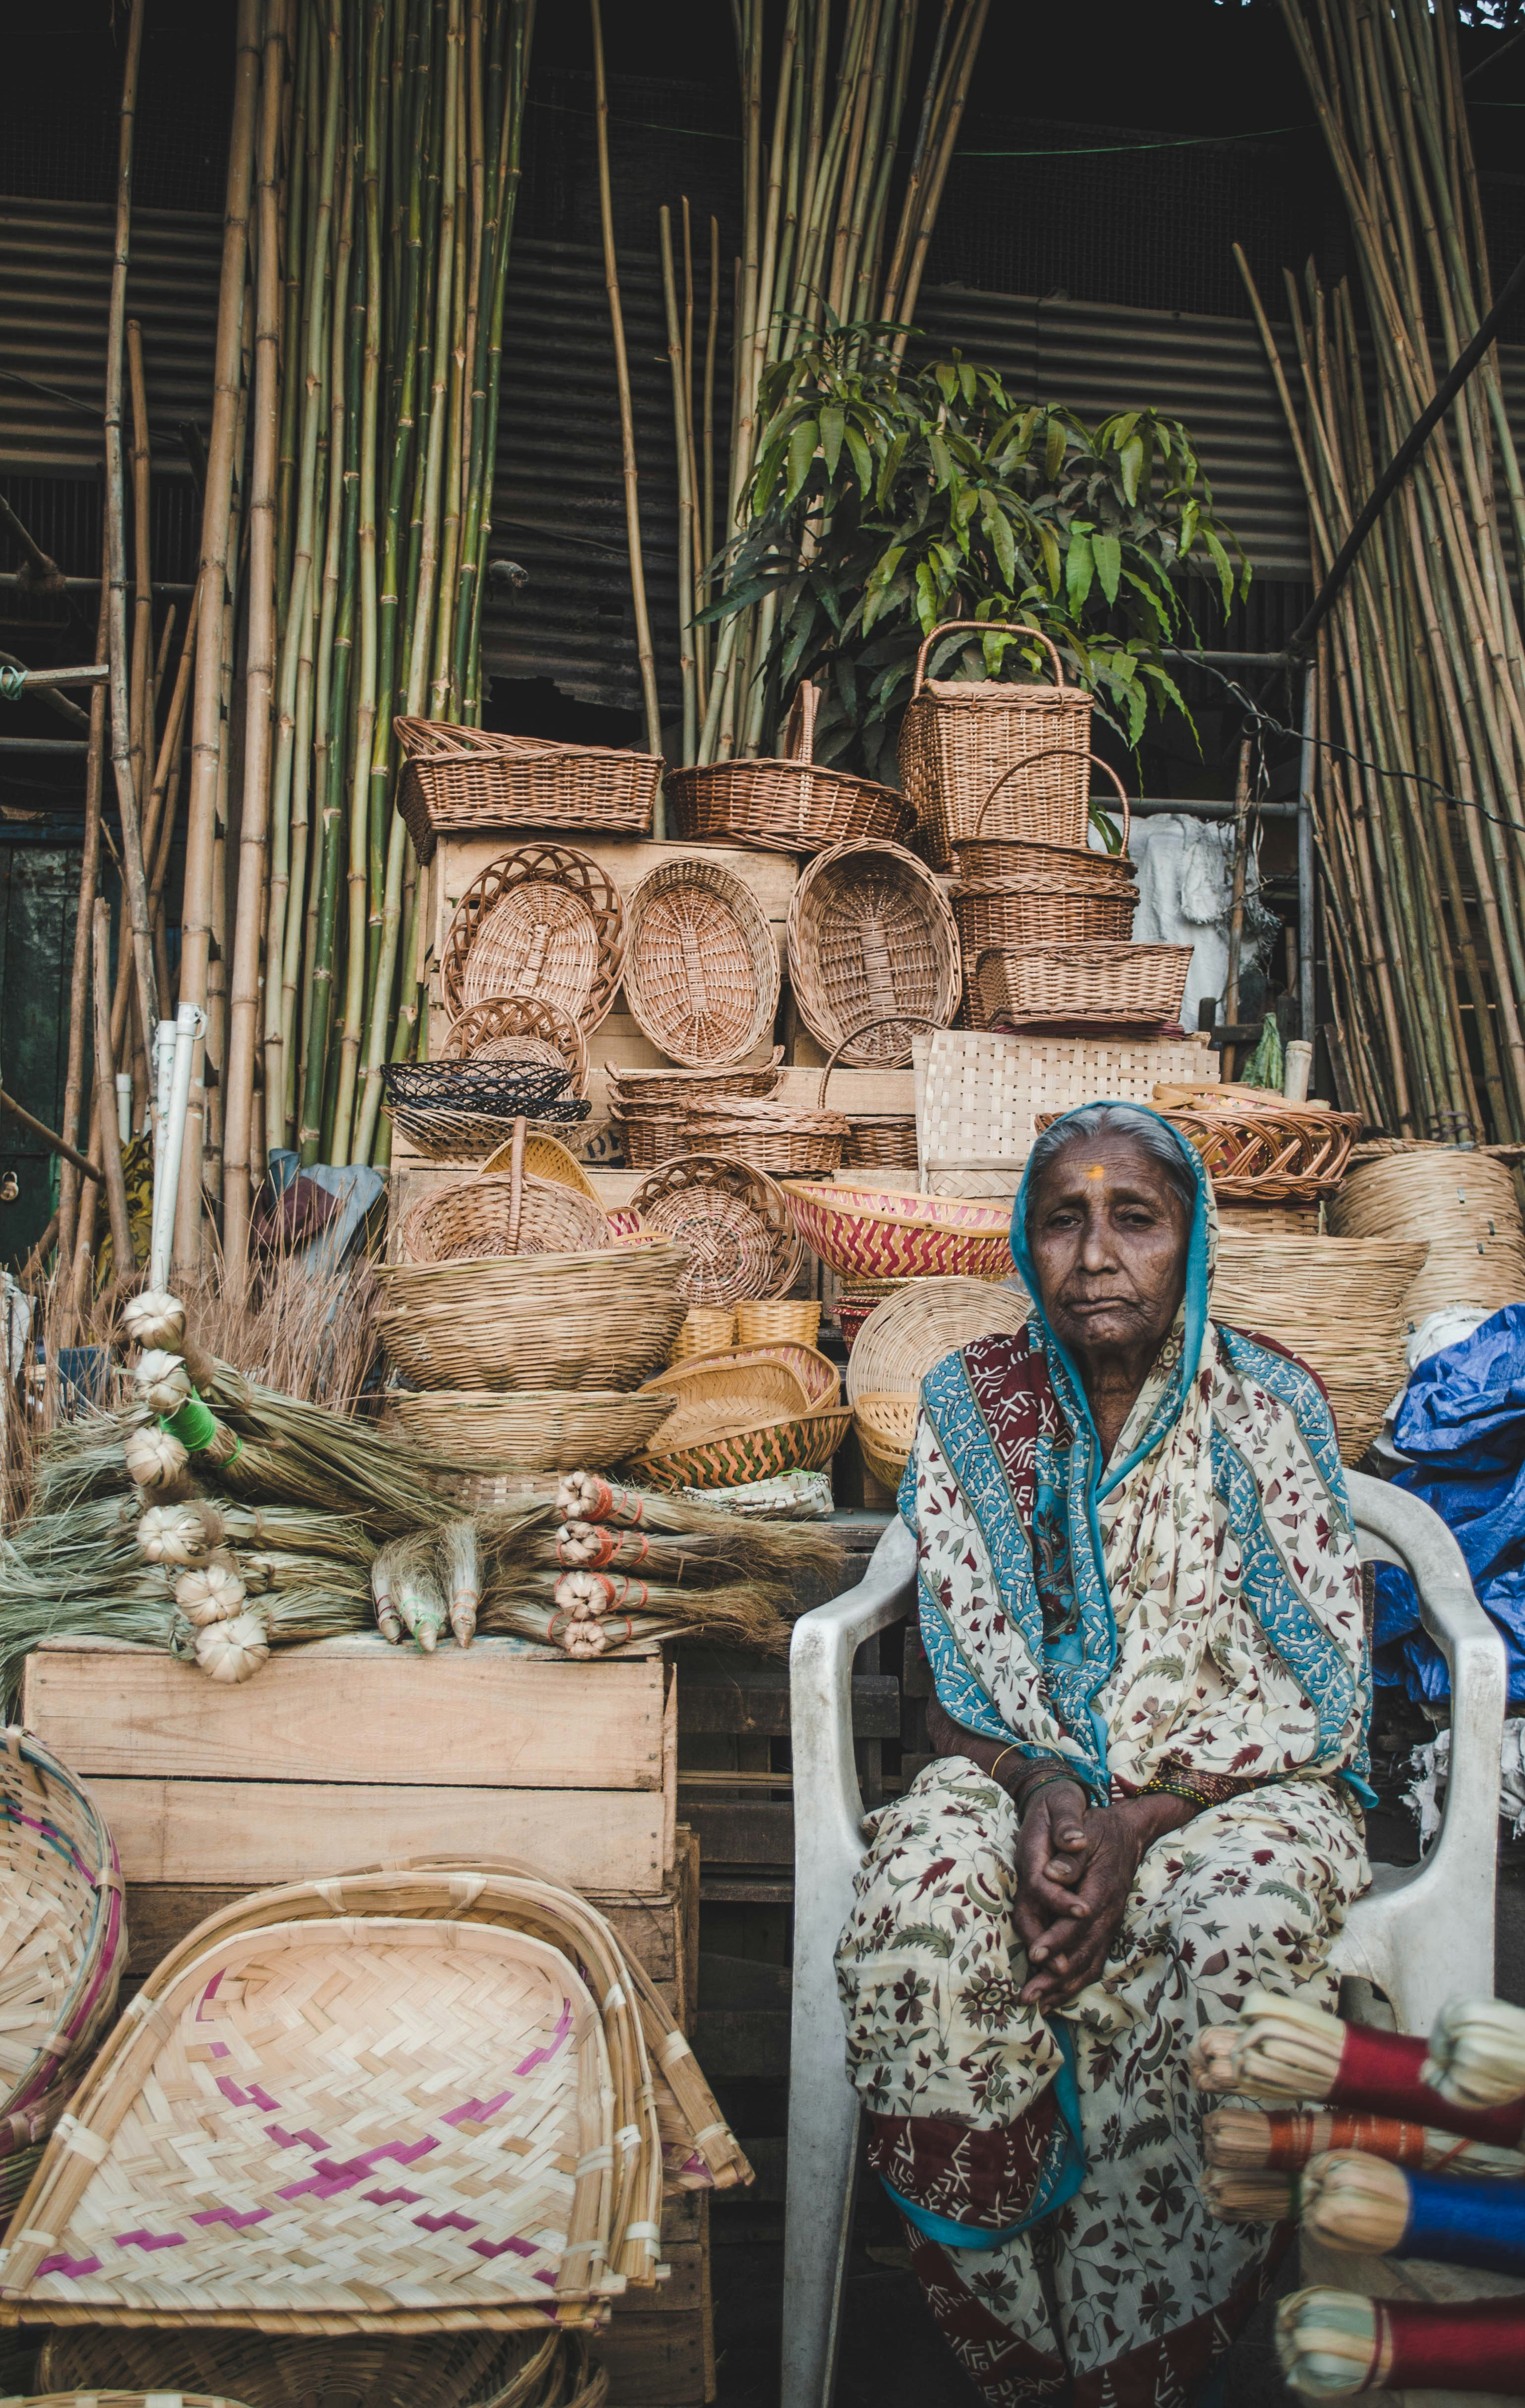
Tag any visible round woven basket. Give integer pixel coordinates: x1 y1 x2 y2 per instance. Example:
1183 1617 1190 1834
634 1356 809 1447
621 857 780 1069
442 995 590 1096
1330 1147 1525 1324
478 1125 603 1202
853 1391 918 1491
1213 1233 1429 1462
670 1306 738 1362
1160 1105 1361 1205
628 1153 803 1308
626 1403 851 1491
399 1151 608 1264
376 1242 689 1392
787 840 961 1065
385 1387 677 1470
735 1298 822 1348
846 1272 1032 1407
782 1178 1015 1282
37 2330 597 2408
440 843 627 1031
381 1056 573 1119
650 1341 839 1413
836 1276 913 1350
897 619 1093 869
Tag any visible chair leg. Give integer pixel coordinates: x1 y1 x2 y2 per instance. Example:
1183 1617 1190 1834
780 2037 862 2408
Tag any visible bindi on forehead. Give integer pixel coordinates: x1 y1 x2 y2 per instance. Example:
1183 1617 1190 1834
1084 1163 1106 1180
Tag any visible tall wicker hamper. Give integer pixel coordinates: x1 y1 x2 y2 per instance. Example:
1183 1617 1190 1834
897 619 1093 869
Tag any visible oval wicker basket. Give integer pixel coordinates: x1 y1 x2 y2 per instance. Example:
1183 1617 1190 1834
633 1355 809 1447
664 681 914 855
626 1403 851 1491
442 994 590 1096
973 943 1192 1032
399 1137 608 1264
628 1153 803 1308
621 856 781 1069
649 1341 840 1413
669 1306 738 1362
605 1048 784 1110
385 1387 677 1471
36 2331 597 2408
787 841 961 1065
683 1092 850 1178
897 620 1093 869
376 1243 689 1392
735 1297 822 1348
953 877 1136 956
782 1177 1015 1282
1160 1105 1362 1204
853 1391 918 1491
440 843 627 1031
394 715 660 859
846 1272 1032 1407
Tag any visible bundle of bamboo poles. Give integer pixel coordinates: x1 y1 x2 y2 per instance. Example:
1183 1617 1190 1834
638 0 989 770
1242 0 1525 1144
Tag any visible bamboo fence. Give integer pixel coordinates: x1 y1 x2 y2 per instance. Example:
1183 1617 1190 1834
1243 0 1525 1143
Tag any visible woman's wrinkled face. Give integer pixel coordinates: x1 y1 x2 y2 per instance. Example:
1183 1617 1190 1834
1026 1132 1191 1361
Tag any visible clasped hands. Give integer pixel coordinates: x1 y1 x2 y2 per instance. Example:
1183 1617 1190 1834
1015 1781 1189 2009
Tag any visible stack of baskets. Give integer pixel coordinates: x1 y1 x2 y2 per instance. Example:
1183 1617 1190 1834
666 679 914 854
608 1054 786 1170
1212 1233 1429 1462
846 1276 1031 1491
626 1339 847 1491
1330 1143 1525 1325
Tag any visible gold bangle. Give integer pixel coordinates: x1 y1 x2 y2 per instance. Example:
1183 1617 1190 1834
988 1743 1022 1784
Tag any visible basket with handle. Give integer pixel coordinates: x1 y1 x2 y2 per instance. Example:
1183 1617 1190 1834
665 680 914 855
621 855 781 1069
949 746 1135 886
442 994 590 1096
897 620 1094 869
973 943 1192 1032
953 877 1136 959
394 715 660 860
817 1015 936 1173
399 1121 609 1262
683 1091 849 1178
786 841 960 1063
440 842 627 1032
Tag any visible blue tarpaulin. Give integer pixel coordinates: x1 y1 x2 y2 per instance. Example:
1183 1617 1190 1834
1375 1305 1525 1707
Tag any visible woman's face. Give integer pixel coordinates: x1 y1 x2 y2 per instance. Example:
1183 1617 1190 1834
1026 1131 1191 1363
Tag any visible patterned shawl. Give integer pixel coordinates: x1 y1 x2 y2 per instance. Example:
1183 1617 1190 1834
901 1105 1373 1804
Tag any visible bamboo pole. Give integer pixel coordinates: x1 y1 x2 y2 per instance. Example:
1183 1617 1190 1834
56 573 111 1305
126 319 154 824
91 900 136 1285
590 0 662 762
660 206 697 768
178 0 260 1270
225 0 291 1274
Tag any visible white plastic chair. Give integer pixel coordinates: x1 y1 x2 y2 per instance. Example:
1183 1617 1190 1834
782 1470 1507 2408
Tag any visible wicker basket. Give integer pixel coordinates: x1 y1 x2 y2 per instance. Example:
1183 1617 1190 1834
846 1272 1032 1407
810 1017 928 1174
853 1392 918 1491
1330 1147 1525 1323
835 1275 913 1349
973 943 1192 1032
626 1403 851 1491
621 855 781 1068
787 841 960 1064
627 1153 803 1307
651 1341 839 1413
684 1091 849 1178
897 620 1093 869
37 2331 597 2408
385 1100 594 1159
916 1027 1219 1177
1213 1234 1429 1464
399 1128 609 1262
376 1242 689 1391
665 681 913 855
441 843 627 1032
953 877 1136 956
610 1101 694 1170
479 1125 603 1201
442 994 590 1096
670 1306 738 1362
395 714 659 860
606 1049 783 1110
634 1355 810 1447
386 1386 677 1469
1160 1105 1362 1204
382 1056 572 1119
735 1297 822 1348
782 1177 1015 1281
948 747 1134 884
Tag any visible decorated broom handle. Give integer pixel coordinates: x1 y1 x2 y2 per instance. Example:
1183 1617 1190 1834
909 619 1071 702
781 680 820 767
973 746 1131 855
817 1014 943 1110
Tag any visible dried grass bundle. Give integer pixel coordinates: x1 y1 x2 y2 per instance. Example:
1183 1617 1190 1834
554 1468 845 1590
1202 2105 1524 2180
1299 2150 1410 2256
543 1566 791 1652
1188 1989 1347 2103
1199 2165 1296 2224
1274 2288 1379 2399
1423 1997 1525 2112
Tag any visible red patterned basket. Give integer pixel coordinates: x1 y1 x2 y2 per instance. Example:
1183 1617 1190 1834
625 1403 851 1492
782 1179 1014 1282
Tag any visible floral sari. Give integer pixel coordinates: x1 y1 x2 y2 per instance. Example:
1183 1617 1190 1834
836 1109 1373 2408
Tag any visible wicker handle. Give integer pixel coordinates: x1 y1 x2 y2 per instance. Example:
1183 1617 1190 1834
817 1014 942 1106
973 747 1131 854
909 620 1069 701
506 1116 526 1254
781 681 820 767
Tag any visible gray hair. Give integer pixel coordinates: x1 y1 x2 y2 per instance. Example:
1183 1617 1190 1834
1022 1102 1197 1237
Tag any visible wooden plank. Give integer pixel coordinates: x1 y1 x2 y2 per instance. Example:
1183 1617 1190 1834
91 1778 665 1892
23 1647 665 1789
683 1800 793 1864
697 1952 791 2009
592 2310 706 2406
692 2008 790 2078
679 1668 898 1739
618 2238 704 2314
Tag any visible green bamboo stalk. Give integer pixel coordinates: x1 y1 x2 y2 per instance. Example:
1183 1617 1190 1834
428 17 470 720
275 0 314 623
405 0 458 721
660 205 697 766
462 0 534 726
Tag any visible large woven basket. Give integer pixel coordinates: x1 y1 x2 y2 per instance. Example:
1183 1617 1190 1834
846 1273 1032 1408
35 2333 598 2408
1160 1105 1362 1205
953 878 1136 956
973 943 1192 1032
786 840 961 1064
664 681 913 855
386 1387 677 1469
621 857 780 1069
683 1093 849 1178
626 1404 850 1491
627 1154 802 1308
376 1242 689 1392
399 1129 608 1262
949 747 1135 884
1213 1233 1429 1463
0 1730 124 2231
1330 1146 1525 1324
395 714 659 859
782 1177 1015 1282
647 1341 839 1414
897 620 1093 869
853 1392 918 1491
441 844 627 1032
442 995 590 1096
735 1297 822 1348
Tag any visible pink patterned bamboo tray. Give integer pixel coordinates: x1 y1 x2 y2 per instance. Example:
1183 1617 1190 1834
781 1178 1015 1282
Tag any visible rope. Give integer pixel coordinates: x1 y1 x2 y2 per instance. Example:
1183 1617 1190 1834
0 665 28 702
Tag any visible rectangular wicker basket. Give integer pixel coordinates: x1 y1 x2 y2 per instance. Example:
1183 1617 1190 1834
971 942 1191 1032
395 718 660 861
913 1027 1219 1176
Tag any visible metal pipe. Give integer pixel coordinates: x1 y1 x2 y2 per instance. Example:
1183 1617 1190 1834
114 1073 133 1145
150 999 205 1290
1297 666 1317 1043
1126 796 1299 820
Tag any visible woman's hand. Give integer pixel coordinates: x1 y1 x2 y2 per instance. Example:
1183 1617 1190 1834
1017 1792 1194 2009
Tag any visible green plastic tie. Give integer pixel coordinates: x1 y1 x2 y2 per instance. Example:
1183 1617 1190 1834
0 665 27 702
162 1395 220 1454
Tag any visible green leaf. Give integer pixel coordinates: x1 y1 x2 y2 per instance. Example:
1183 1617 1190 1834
981 497 1017 591
1202 525 1234 613
1093 530 1122 607
958 359 977 406
1037 522 1061 595
1043 415 1067 481
927 432 954 489
819 403 845 482
1119 434 1145 507
844 424 873 493
934 361 959 405
1066 526 1094 615
875 432 907 510
784 418 819 506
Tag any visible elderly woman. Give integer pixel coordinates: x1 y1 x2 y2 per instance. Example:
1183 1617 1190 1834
836 1101 1374 2408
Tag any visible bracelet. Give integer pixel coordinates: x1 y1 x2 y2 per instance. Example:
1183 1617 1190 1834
1137 1776 1212 1814
987 1743 1023 1785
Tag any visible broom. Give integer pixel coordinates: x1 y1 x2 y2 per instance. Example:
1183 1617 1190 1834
1202 2105 1524 2180
1301 2146 1525 2277
1190 1988 1525 2148
554 1472 845 1588
1279 2286 1525 2397
138 1498 376 1566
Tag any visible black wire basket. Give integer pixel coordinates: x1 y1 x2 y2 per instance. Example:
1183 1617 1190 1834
381 1057 573 1120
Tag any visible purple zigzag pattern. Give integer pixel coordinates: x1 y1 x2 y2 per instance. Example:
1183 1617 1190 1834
36 2253 102 2279
278 2136 438 2201
217 2077 280 2112
112 2228 186 2251
191 2206 271 2230
511 1999 573 2079
365 2186 423 2206
469 2234 539 2261
414 2210 477 2234
266 2121 331 2153
442 2088 512 2127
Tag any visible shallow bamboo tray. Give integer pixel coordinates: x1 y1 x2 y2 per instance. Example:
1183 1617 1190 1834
633 1356 809 1448
647 1342 839 1414
33 2333 595 2408
621 856 780 1070
845 1274 1032 1408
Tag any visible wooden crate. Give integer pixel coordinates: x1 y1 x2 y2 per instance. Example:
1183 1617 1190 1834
596 2191 715 2406
21 1632 678 1895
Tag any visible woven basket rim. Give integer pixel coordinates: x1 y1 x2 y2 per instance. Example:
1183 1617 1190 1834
395 714 662 769
781 1177 1011 1234
787 838 962 1066
665 754 903 805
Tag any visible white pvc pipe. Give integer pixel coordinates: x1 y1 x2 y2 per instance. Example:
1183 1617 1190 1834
114 1073 133 1145
150 1000 206 1291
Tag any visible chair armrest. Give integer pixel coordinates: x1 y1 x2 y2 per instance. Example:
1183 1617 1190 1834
1347 1469 1506 1933
791 1516 917 1891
